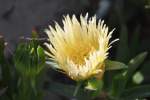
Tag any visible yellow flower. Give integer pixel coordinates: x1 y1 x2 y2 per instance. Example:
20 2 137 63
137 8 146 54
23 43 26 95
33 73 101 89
44 14 118 81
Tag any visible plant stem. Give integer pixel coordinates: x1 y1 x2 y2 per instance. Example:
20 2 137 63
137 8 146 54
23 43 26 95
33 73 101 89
73 82 82 97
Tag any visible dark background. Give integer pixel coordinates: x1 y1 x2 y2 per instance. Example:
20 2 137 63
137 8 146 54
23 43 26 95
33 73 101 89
0 0 149 52
0 0 150 99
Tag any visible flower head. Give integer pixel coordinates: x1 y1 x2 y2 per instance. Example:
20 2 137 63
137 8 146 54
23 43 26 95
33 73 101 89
44 14 118 81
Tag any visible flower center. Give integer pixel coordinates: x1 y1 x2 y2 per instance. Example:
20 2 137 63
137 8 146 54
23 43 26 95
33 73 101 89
68 44 96 65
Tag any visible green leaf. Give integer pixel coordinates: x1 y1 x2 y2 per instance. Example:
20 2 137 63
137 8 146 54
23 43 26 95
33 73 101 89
37 46 45 63
116 25 130 63
14 42 45 77
86 78 103 97
0 37 11 90
109 73 126 98
126 52 148 82
37 46 45 59
85 78 103 97
132 71 144 84
105 60 128 70
85 78 103 91
122 85 150 100
37 46 45 73
130 25 140 57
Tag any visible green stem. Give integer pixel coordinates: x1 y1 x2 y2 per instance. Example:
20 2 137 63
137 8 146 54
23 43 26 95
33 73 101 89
18 77 31 100
73 82 82 97
22 78 30 100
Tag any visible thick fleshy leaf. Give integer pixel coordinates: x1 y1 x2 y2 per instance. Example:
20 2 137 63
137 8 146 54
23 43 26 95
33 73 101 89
0 37 11 89
126 52 148 82
132 71 144 84
85 78 103 97
37 46 45 60
105 60 128 70
85 78 103 91
116 25 130 63
122 85 150 99
14 41 45 77
130 26 140 57
109 73 126 98
109 52 148 99
37 46 45 73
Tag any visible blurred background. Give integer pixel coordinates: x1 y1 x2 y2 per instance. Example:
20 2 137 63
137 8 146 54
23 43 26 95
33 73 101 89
0 0 150 100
